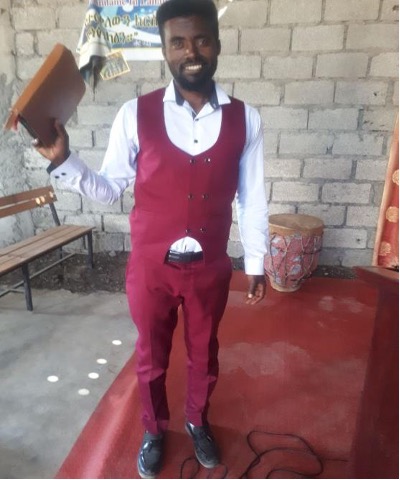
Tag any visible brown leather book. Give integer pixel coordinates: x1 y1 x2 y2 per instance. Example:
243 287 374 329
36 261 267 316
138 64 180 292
4 44 86 147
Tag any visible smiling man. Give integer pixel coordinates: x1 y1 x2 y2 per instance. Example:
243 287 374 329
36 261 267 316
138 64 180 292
34 0 268 477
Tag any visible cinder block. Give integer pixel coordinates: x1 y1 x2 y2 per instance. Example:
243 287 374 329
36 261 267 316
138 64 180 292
272 181 319 202
355 159 388 180
323 228 367 249
333 133 384 156
380 0 399 21
270 0 322 24
303 158 352 179
220 29 239 55
268 203 297 215
280 132 334 155
55 191 82 212
264 158 302 178
394 81 399 105
234 81 280 106
126 61 162 81
37 31 81 55
78 105 120 126
82 197 122 214
285 81 334 105
63 213 102 230
263 56 313 79
23 149 48 170
69 128 93 149
369 53 399 77
78 149 104 171
347 24 398 50
264 132 279 155
322 182 371 204
15 32 34 56
298 204 346 226
229 222 241 242
93 232 125 253
94 78 138 104
335 81 388 105
217 55 261 79
122 191 135 214
58 5 88 29
227 241 244 258
12 7 56 30
94 128 111 148
318 248 343 265
241 28 291 53
347 206 379 227
219 1 267 27
103 214 130 233
309 108 358 130
362 109 398 131
325 0 380 21
342 249 374 267
140 82 168 95
16 56 44 80
292 25 344 51
316 53 368 78
261 107 308 129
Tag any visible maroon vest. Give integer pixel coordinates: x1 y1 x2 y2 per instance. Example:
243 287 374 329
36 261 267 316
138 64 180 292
129 88 246 264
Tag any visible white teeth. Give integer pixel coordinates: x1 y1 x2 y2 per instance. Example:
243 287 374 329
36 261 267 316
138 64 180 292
185 64 202 72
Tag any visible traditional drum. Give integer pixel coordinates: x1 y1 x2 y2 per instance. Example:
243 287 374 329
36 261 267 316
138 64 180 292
264 214 324 292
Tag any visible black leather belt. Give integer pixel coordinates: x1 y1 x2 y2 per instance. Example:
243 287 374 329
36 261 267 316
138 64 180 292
166 250 204 263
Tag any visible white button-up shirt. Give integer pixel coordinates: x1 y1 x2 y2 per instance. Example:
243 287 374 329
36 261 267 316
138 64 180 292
50 81 269 274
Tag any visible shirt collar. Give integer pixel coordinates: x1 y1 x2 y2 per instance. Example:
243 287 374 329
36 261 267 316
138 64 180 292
163 80 231 109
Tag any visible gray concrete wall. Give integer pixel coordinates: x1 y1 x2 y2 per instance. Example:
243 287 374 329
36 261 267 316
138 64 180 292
1 0 398 265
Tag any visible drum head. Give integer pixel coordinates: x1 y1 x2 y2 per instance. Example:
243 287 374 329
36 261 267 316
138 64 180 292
269 214 324 236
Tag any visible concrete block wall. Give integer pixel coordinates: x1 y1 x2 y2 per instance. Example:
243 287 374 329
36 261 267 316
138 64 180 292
2 0 399 266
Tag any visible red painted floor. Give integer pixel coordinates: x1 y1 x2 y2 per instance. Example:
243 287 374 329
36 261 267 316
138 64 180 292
56 272 378 479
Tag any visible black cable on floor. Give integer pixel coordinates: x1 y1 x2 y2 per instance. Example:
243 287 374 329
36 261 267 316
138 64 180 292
179 430 347 479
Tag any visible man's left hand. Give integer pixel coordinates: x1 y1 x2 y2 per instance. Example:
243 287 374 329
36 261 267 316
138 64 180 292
246 275 266 305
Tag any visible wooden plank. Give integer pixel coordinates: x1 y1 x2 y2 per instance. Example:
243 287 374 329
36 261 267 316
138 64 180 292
14 227 92 260
0 186 55 207
0 225 73 256
0 225 94 275
0 186 57 219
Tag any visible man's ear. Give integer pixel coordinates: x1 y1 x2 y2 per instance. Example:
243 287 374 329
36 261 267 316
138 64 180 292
161 45 166 59
216 39 221 55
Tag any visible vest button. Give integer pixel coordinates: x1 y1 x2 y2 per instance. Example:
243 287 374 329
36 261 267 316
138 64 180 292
204 158 211 163
188 193 194 200
189 158 196 164
185 228 191 234
202 193 209 200
200 227 206 233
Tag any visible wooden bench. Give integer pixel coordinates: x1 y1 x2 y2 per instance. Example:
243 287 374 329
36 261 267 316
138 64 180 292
0 185 94 311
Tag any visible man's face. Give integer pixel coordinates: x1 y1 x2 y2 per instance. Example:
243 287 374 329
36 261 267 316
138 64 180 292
161 15 221 92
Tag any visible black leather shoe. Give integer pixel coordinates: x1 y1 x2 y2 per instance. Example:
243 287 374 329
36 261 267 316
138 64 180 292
137 431 164 479
185 422 220 468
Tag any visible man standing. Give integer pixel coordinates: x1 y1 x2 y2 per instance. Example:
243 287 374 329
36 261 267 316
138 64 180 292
35 0 268 477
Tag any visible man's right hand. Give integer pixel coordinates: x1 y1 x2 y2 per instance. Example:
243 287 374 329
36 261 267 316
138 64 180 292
33 119 70 167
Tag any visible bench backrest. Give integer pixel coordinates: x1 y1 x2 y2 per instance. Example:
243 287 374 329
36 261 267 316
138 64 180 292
0 186 59 222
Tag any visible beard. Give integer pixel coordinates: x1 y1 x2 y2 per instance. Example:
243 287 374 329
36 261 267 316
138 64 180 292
169 58 218 92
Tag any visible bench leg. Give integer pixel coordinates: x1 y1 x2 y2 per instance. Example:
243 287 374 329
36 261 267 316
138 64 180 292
21 264 33 311
87 231 94 268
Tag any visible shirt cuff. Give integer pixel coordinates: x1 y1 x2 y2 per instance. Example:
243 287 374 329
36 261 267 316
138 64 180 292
47 153 86 180
244 256 265 275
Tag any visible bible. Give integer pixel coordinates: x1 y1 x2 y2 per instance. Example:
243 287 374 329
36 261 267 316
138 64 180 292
4 44 86 147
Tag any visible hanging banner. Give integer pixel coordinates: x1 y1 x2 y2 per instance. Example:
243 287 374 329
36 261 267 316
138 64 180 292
77 0 167 83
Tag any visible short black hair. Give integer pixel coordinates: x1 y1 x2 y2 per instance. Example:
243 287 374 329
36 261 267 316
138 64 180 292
156 0 219 45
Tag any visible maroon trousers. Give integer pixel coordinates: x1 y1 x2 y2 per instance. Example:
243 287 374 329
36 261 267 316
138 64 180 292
126 252 232 434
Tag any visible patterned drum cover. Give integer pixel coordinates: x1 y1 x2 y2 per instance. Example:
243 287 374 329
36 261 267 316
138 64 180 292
264 214 324 292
